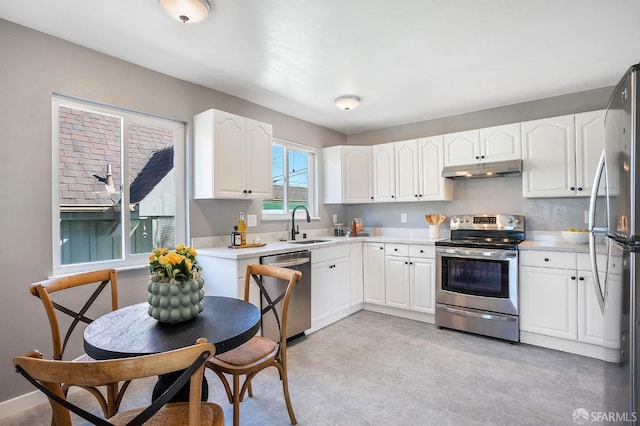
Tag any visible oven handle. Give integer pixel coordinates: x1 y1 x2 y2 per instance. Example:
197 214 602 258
436 247 517 260
441 305 515 321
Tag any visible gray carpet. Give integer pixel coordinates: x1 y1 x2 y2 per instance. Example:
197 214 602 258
2 310 615 425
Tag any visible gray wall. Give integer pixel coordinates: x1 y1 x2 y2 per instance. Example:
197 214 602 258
344 87 614 234
0 19 344 403
0 16 615 407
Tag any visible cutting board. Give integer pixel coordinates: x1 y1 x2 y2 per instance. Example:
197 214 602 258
227 243 267 249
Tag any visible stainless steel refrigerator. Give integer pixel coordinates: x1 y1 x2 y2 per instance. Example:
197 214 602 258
589 62 640 423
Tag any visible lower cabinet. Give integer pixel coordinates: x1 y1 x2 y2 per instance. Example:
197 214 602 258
519 249 621 359
384 243 435 314
197 255 261 308
310 244 356 332
363 242 386 305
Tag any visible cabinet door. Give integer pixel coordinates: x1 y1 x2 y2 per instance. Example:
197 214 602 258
363 243 385 305
311 262 332 323
395 139 419 202
212 111 247 198
373 143 396 202
575 110 605 197
245 119 272 198
519 265 578 340
577 274 605 346
331 257 351 314
522 115 576 198
385 256 410 309
417 136 452 201
349 242 364 305
343 146 373 203
411 258 435 313
444 130 480 166
479 123 522 162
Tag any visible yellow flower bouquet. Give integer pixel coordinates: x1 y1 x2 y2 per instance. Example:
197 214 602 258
148 244 202 284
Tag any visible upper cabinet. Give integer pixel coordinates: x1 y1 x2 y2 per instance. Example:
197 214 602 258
395 136 452 202
323 145 373 204
444 123 522 166
522 110 605 198
194 109 272 199
373 142 396 202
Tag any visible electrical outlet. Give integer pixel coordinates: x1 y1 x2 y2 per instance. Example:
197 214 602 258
401 213 407 223
584 210 589 224
247 214 257 227
333 214 338 224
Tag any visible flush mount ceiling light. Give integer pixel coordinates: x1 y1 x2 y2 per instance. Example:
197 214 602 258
160 0 211 24
334 95 361 111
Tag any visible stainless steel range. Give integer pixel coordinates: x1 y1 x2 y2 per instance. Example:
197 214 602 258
435 214 525 342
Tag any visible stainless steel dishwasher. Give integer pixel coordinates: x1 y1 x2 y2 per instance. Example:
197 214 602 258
259 250 311 341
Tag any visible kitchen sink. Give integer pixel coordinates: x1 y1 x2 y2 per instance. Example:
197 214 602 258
290 239 330 244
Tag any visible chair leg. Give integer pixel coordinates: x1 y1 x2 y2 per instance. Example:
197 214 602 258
232 373 241 426
277 364 297 425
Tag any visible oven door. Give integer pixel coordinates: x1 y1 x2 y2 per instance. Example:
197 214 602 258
436 246 518 315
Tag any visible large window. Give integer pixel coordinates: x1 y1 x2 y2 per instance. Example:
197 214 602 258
262 138 317 218
52 96 186 274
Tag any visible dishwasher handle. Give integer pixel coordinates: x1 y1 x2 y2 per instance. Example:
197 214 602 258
264 258 310 268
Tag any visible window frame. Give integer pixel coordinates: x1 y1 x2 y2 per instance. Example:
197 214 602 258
51 95 187 275
261 138 318 221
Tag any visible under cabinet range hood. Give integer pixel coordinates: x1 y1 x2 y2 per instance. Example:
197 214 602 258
441 159 522 179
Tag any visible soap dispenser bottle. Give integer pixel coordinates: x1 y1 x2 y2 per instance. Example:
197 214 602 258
231 226 241 247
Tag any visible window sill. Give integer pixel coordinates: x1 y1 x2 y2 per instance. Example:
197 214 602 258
261 214 322 222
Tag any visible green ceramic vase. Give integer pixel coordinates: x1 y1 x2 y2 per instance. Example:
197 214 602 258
147 278 205 323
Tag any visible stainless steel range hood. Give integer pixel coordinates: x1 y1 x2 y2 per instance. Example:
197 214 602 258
441 159 522 179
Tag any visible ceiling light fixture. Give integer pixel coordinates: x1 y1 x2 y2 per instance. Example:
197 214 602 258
160 0 211 24
334 95 361 111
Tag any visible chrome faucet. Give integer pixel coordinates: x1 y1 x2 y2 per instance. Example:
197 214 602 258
291 205 311 240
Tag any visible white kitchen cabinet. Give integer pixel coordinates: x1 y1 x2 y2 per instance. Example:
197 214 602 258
395 137 452 202
522 110 605 198
384 243 435 313
373 142 396 202
363 242 385 305
322 145 373 204
519 249 612 344
194 109 272 199
444 123 521 167
349 242 364 305
520 264 578 340
197 254 261 309
311 245 351 329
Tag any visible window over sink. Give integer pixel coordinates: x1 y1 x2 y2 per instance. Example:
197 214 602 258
262 138 317 220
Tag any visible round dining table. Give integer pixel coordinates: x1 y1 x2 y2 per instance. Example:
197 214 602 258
84 295 261 401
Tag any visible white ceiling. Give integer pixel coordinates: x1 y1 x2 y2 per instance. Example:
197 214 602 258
2 0 640 134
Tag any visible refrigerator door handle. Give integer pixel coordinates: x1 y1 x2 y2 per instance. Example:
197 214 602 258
588 148 607 314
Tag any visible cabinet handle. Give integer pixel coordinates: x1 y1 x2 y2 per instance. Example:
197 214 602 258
577 187 583 192
475 156 480 159
419 194 422 197
481 155 485 159
394 248 398 252
248 189 252 194
371 196 374 200
409 261 413 265
420 250 424 253
570 186 576 191
391 195 395 198
379 247 383 250
243 190 248 194
571 276 576 280
405 261 408 265
414 194 419 197
544 257 549 262
579 276 585 281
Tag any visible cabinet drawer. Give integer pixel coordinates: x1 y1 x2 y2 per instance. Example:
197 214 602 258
520 250 576 269
409 244 435 258
313 244 349 263
385 243 409 257
577 252 621 275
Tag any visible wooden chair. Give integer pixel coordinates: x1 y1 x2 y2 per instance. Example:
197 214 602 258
206 264 302 426
29 269 129 418
13 338 224 426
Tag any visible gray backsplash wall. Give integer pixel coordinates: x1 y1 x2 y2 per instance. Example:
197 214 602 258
346 176 591 235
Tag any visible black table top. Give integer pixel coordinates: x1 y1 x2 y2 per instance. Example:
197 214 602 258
84 296 261 360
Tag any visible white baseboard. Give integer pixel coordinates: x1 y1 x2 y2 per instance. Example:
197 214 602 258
0 389 49 420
